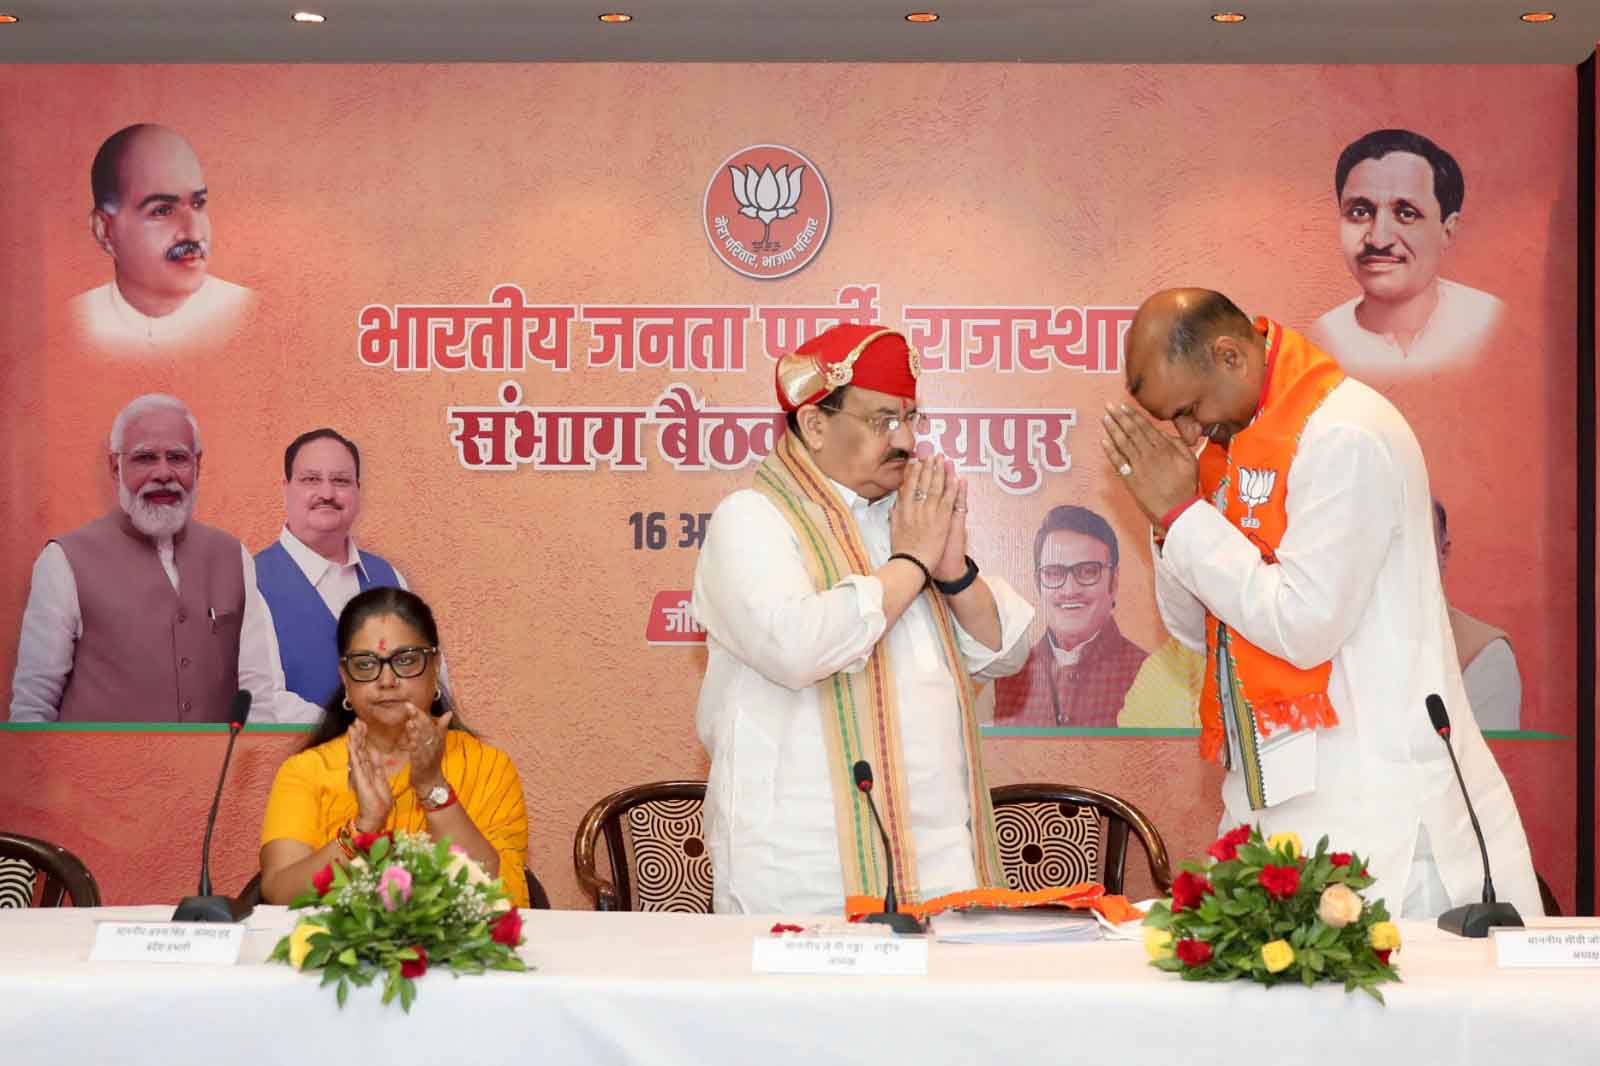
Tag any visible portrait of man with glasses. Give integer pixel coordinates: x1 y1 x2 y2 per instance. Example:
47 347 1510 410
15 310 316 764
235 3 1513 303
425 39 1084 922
254 427 416 711
993 505 1148 728
9 394 317 724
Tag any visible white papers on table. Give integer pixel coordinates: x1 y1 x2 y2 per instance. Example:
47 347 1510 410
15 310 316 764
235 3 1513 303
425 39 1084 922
928 907 1101 944
1093 898 1159 941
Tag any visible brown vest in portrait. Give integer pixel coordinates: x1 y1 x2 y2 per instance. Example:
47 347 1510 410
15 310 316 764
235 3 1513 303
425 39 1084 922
54 511 245 723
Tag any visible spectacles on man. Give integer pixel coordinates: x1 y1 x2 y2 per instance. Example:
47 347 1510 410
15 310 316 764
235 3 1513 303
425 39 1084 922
1036 561 1110 589
827 407 930 437
119 447 196 473
341 646 439 682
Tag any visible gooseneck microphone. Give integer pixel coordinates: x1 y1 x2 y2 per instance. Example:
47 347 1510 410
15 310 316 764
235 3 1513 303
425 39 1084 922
851 760 925 935
173 690 256 923
1426 693 1522 938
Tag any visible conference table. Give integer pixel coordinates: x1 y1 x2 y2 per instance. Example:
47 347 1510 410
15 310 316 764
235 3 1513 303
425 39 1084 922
4 906 1597 1065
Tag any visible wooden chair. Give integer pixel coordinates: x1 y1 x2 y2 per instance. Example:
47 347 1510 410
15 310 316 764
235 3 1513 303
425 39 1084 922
989 784 1172 896
574 781 712 912
237 866 551 909
0 832 102 908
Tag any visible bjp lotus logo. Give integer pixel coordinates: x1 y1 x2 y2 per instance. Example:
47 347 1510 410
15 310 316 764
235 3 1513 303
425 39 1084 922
1237 467 1277 529
704 145 831 280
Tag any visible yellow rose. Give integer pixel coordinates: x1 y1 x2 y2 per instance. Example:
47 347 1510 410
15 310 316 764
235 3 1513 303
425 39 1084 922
1266 831 1303 857
1260 939 1295 974
287 922 329 969
1369 921 1402 951
1143 926 1174 960
1317 883 1363 928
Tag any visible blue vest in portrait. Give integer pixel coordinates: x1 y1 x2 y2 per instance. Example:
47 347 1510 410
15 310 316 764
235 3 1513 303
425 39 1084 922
254 541 401 707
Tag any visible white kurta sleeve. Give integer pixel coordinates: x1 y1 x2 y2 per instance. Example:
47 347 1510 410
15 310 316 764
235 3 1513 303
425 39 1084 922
1462 639 1521 732
1152 528 1208 653
691 491 888 692
1157 423 1400 671
237 546 326 725
9 544 80 723
952 576 1035 681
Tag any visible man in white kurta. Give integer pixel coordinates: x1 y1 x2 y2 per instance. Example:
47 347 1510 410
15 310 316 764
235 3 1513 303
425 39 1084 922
692 323 1033 915
1106 288 1541 921
1309 278 1502 378
73 123 254 355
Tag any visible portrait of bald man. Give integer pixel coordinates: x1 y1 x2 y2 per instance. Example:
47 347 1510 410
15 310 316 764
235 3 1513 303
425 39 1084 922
71 123 254 353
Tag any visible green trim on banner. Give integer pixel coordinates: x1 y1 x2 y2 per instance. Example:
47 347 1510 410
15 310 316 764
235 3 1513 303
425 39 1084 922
0 723 313 734
980 726 1569 741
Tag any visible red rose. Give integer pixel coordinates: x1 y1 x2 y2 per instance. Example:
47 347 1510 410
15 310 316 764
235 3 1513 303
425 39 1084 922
1376 949 1392 966
1329 853 1353 867
1259 863 1301 900
1207 825 1252 862
311 863 334 896
1174 939 1213 967
490 907 524 947
1171 870 1215 912
399 945 428 979
353 829 394 853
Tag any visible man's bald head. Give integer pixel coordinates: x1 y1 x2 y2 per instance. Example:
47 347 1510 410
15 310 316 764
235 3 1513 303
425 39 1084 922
1126 288 1255 395
1123 288 1264 448
90 124 199 214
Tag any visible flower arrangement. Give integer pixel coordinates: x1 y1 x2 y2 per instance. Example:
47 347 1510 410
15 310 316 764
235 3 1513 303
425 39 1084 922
268 830 526 1010
1142 826 1402 1002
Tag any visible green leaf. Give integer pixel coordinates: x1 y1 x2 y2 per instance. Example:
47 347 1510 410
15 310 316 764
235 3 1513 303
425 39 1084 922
338 948 358 967
336 977 349 1008
370 835 392 864
399 976 416 1013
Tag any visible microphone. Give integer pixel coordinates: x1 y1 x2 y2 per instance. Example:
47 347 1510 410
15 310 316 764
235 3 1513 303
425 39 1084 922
1425 694 1522 938
851 760 925 935
173 690 256 923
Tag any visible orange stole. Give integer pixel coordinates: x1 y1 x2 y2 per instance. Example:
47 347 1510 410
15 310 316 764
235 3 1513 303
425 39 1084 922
1196 319 1346 768
846 882 1144 925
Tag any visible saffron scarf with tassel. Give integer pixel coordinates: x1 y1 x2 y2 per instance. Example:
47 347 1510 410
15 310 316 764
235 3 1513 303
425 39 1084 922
1196 318 1346 810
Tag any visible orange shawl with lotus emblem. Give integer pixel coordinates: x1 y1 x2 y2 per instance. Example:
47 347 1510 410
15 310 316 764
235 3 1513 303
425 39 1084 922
1195 319 1346 808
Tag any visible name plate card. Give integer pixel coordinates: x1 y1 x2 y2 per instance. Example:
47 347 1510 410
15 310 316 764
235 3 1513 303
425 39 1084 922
1493 927 1600 968
89 922 246 965
752 934 929 976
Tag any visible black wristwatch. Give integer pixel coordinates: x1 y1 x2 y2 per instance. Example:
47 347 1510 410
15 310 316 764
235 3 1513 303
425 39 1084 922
932 555 980 596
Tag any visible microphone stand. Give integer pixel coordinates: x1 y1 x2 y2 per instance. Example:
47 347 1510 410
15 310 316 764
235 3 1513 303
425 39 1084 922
853 760 926 935
173 693 255 923
1427 695 1523 938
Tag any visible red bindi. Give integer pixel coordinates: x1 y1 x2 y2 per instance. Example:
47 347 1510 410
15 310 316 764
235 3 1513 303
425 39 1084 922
378 637 388 653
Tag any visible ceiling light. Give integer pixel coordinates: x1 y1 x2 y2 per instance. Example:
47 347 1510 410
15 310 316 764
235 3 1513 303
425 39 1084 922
598 12 633 22
1519 11 1556 22
0 13 19 23
905 11 940 22
1211 12 1246 23
291 11 326 23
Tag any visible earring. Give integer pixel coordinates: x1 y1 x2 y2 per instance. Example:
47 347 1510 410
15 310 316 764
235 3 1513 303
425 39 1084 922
342 695 353 711
434 685 443 701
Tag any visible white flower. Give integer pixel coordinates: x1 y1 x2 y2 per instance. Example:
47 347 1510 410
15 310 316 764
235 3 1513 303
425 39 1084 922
444 850 493 887
728 164 805 224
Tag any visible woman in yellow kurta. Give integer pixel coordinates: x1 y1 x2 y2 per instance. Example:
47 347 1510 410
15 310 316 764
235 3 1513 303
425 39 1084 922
259 587 529 907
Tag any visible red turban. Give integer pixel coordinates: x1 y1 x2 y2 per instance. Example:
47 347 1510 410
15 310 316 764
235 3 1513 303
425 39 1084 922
774 323 920 412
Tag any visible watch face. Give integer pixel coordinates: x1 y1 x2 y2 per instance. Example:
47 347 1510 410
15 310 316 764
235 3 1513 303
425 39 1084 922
425 786 449 806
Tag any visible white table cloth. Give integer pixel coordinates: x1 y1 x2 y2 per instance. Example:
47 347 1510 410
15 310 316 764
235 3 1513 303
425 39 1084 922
3 906 1597 1065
